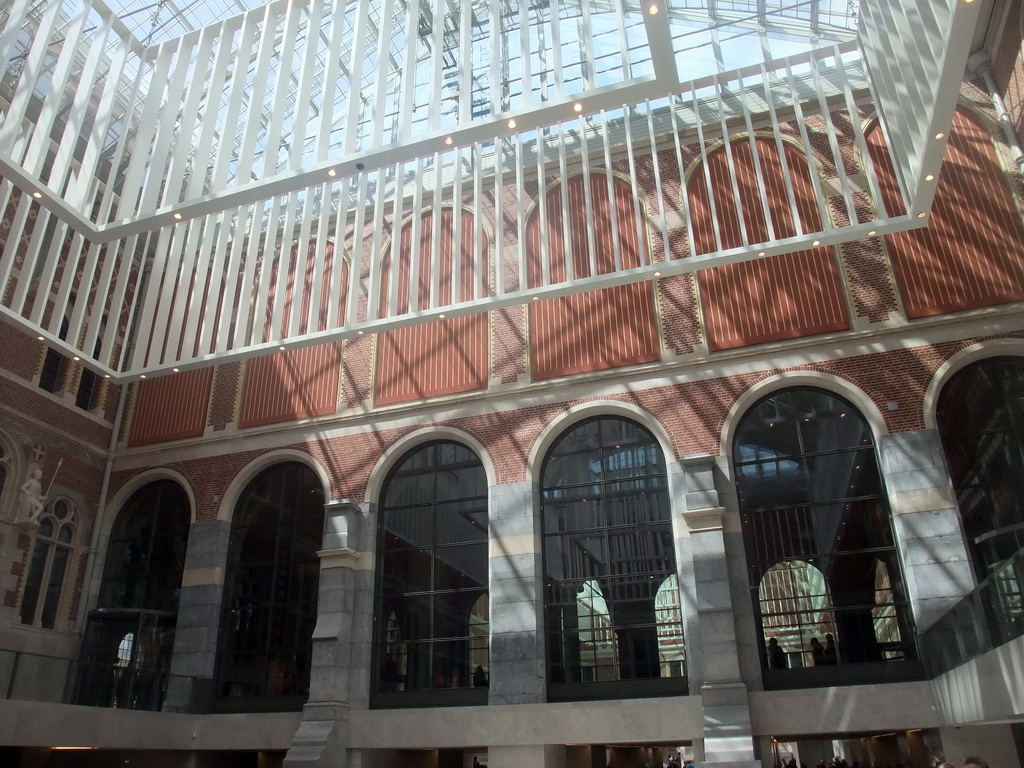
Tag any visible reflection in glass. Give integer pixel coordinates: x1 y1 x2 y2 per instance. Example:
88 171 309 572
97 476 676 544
937 357 1024 578
374 441 489 699
735 389 916 673
543 418 685 694
216 463 324 708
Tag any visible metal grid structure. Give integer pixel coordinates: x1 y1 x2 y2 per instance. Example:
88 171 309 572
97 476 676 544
0 0 984 380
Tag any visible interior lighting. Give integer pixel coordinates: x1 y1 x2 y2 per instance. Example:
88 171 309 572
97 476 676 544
917 212 927 218
32 191 42 198
139 375 147 379
653 271 661 277
37 336 44 341
573 103 583 113
532 296 539 301
438 314 446 319
327 168 337 177
934 132 945 140
812 240 821 246
357 330 364 335
279 345 286 350
444 136 454 145
172 368 180 373
648 3 659 13
508 119 517 129
173 212 182 220
73 356 80 361
868 230 877 236
758 251 766 257
925 174 935 181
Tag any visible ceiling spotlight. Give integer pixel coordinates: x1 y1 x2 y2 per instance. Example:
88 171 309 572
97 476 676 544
444 136 454 145
934 132 945 140
508 119 517 129
279 345 286 350
140 374 147 379
532 296 539 301
32 191 42 199
73 356 80 361
173 212 183 220
573 103 583 113
37 336 44 341
357 330 364 335
327 168 337 177
757 251 766 257
812 240 821 246
172 368 180 373
648 3 659 13
868 230 877 236
653 271 661 277
438 314 446 319
917 212 927 218
925 174 935 181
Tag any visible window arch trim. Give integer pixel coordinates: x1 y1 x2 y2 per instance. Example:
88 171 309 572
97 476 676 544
923 339 1024 431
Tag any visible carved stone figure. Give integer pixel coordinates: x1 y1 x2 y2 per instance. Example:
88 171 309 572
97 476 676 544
16 466 44 524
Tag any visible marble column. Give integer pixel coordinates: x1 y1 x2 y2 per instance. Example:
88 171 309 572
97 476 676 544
163 519 231 712
488 480 545 704
677 455 758 768
878 430 974 630
285 500 376 768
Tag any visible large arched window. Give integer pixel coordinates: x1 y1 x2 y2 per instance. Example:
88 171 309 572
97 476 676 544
542 417 685 700
20 497 79 630
216 462 324 711
77 479 190 711
936 357 1024 578
373 440 489 708
734 388 919 686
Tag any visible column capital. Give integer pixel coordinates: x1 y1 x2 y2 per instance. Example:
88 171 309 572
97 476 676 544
317 547 373 570
682 506 726 532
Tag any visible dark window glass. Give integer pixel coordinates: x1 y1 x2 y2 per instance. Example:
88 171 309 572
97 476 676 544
99 480 190 611
38 348 67 393
216 462 324 710
734 388 919 683
373 441 489 707
76 368 99 410
937 357 1024 577
542 418 685 700
20 499 79 629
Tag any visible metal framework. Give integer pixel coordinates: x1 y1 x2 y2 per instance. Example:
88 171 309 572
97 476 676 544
0 0 983 380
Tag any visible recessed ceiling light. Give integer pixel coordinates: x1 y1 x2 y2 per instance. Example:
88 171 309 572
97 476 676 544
327 168 337 177
140 374 147 379
37 336 44 341
573 103 583 113
812 240 821 246
444 136 454 145
357 330 364 335
868 230 877 236
648 3 659 13
508 119 517 129
32 191 42 199
653 271 661 277
172 368 180 372
757 251 766 257
73 356 80 361
925 174 934 181
279 345 286 350
173 213 182 220
934 132 944 140
532 296 539 301
917 212 927 218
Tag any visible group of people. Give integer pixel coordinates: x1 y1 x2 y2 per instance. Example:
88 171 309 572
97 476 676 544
766 633 838 669
777 755 991 768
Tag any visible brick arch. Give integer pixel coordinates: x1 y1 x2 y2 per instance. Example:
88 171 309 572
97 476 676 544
867 108 1024 318
525 173 660 380
374 207 489 405
688 136 850 351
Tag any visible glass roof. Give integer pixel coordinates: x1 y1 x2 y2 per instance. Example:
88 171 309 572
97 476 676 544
108 0 860 48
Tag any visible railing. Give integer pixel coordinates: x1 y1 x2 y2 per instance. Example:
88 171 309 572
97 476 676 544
920 549 1024 678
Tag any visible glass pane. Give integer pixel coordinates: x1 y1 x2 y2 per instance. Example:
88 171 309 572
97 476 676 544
40 547 70 628
19 541 49 625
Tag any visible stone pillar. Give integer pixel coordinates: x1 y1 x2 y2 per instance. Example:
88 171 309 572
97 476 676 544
163 519 231 712
490 744 566 768
678 455 758 768
488 481 545 704
285 500 376 768
878 430 974 630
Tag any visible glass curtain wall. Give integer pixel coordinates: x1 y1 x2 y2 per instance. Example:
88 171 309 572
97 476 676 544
77 479 190 710
373 440 489 708
936 357 1024 577
734 388 920 686
542 417 685 701
215 463 324 711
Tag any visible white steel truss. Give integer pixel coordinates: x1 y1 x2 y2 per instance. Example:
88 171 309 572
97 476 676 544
0 0 985 380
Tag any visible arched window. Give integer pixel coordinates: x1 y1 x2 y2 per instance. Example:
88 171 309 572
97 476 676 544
734 388 919 684
936 357 1024 577
373 440 489 707
542 417 685 700
216 462 324 710
77 479 190 711
20 497 79 629
98 480 190 612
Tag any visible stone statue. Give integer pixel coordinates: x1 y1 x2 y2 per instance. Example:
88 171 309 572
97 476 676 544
16 465 44 524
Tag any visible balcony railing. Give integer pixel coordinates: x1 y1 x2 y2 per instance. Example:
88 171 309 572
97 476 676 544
919 548 1024 679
